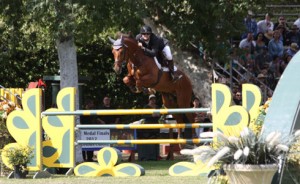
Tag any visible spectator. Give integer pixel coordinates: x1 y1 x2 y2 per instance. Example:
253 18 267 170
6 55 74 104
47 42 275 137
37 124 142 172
268 55 281 89
98 96 120 124
286 24 300 47
239 45 255 69
273 16 289 31
192 97 212 138
257 73 267 82
239 32 256 54
192 97 202 137
285 42 299 57
294 14 300 29
268 30 284 58
256 74 273 103
142 94 160 135
275 25 288 46
137 94 161 161
263 31 273 45
233 91 242 105
228 47 239 66
255 73 267 90
257 13 274 34
241 10 257 39
240 61 256 83
255 46 272 75
81 99 100 162
280 54 293 75
254 32 267 54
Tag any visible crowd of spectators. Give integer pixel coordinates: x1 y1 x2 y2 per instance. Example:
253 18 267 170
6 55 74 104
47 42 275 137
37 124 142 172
218 11 300 103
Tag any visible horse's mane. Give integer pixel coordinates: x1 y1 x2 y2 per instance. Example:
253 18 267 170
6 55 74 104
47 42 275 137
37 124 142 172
114 31 145 61
115 32 140 51
116 31 135 40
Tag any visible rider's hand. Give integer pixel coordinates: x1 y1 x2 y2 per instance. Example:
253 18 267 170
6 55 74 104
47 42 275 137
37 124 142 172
138 42 143 47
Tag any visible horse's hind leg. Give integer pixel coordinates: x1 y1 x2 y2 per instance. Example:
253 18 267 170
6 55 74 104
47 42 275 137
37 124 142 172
175 87 194 139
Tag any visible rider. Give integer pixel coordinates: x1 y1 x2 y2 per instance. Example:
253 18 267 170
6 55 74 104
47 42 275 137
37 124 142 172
136 25 182 81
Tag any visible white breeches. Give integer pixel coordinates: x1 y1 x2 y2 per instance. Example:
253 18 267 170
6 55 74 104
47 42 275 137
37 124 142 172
162 45 173 60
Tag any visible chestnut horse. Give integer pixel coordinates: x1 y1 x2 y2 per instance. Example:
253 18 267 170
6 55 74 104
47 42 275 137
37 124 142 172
110 35 194 140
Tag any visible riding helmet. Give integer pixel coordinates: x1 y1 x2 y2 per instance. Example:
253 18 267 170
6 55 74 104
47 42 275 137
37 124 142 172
140 25 152 34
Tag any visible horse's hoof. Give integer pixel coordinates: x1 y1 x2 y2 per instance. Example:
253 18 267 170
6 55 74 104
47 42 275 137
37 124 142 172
142 88 149 94
166 153 174 160
135 88 142 93
130 87 137 93
148 88 156 94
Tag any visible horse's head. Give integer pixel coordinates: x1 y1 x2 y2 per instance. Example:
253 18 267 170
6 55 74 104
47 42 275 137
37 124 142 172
109 36 127 75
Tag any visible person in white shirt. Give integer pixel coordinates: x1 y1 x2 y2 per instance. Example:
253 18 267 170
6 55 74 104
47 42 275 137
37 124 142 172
257 13 274 34
239 32 256 52
294 14 300 29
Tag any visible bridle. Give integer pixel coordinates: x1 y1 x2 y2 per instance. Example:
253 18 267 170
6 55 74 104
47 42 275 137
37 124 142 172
113 43 127 68
109 36 128 68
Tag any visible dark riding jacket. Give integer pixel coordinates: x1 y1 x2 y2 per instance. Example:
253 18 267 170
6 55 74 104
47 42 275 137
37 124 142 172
136 34 168 59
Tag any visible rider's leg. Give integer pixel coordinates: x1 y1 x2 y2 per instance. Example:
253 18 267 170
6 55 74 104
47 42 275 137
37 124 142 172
162 45 182 81
167 60 182 81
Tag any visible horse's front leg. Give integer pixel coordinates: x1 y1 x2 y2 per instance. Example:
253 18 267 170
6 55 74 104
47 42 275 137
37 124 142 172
135 79 143 93
137 74 157 94
123 75 139 93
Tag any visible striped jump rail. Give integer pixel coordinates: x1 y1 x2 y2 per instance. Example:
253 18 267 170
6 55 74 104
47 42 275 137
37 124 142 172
76 123 213 145
76 123 213 129
76 138 213 145
41 107 211 116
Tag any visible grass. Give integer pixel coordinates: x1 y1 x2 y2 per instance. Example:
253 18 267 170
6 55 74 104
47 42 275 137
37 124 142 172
0 160 208 184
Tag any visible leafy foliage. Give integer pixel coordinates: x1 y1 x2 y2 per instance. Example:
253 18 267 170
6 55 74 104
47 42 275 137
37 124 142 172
0 99 22 149
0 0 291 113
139 0 266 62
1 144 34 166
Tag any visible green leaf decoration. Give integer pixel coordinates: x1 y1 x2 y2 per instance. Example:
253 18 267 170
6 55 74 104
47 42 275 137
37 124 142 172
103 150 112 165
13 117 29 129
43 146 57 158
216 90 225 113
77 165 97 175
56 130 70 163
173 165 192 174
27 95 36 116
62 94 71 111
224 112 241 126
48 116 63 127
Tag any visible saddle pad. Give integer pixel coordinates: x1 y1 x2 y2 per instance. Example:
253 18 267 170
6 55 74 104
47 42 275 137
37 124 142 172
154 57 177 72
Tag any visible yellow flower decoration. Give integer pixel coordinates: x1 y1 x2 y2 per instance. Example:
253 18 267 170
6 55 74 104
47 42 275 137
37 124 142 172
249 98 272 134
74 147 145 177
169 146 214 176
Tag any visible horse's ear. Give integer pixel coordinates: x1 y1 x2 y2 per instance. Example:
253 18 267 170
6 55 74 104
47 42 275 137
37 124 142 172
108 37 115 44
120 35 123 42
119 35 128 47
128 31 134 38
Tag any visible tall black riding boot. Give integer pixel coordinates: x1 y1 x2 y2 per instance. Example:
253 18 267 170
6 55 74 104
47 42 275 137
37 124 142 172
168 60 182 82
